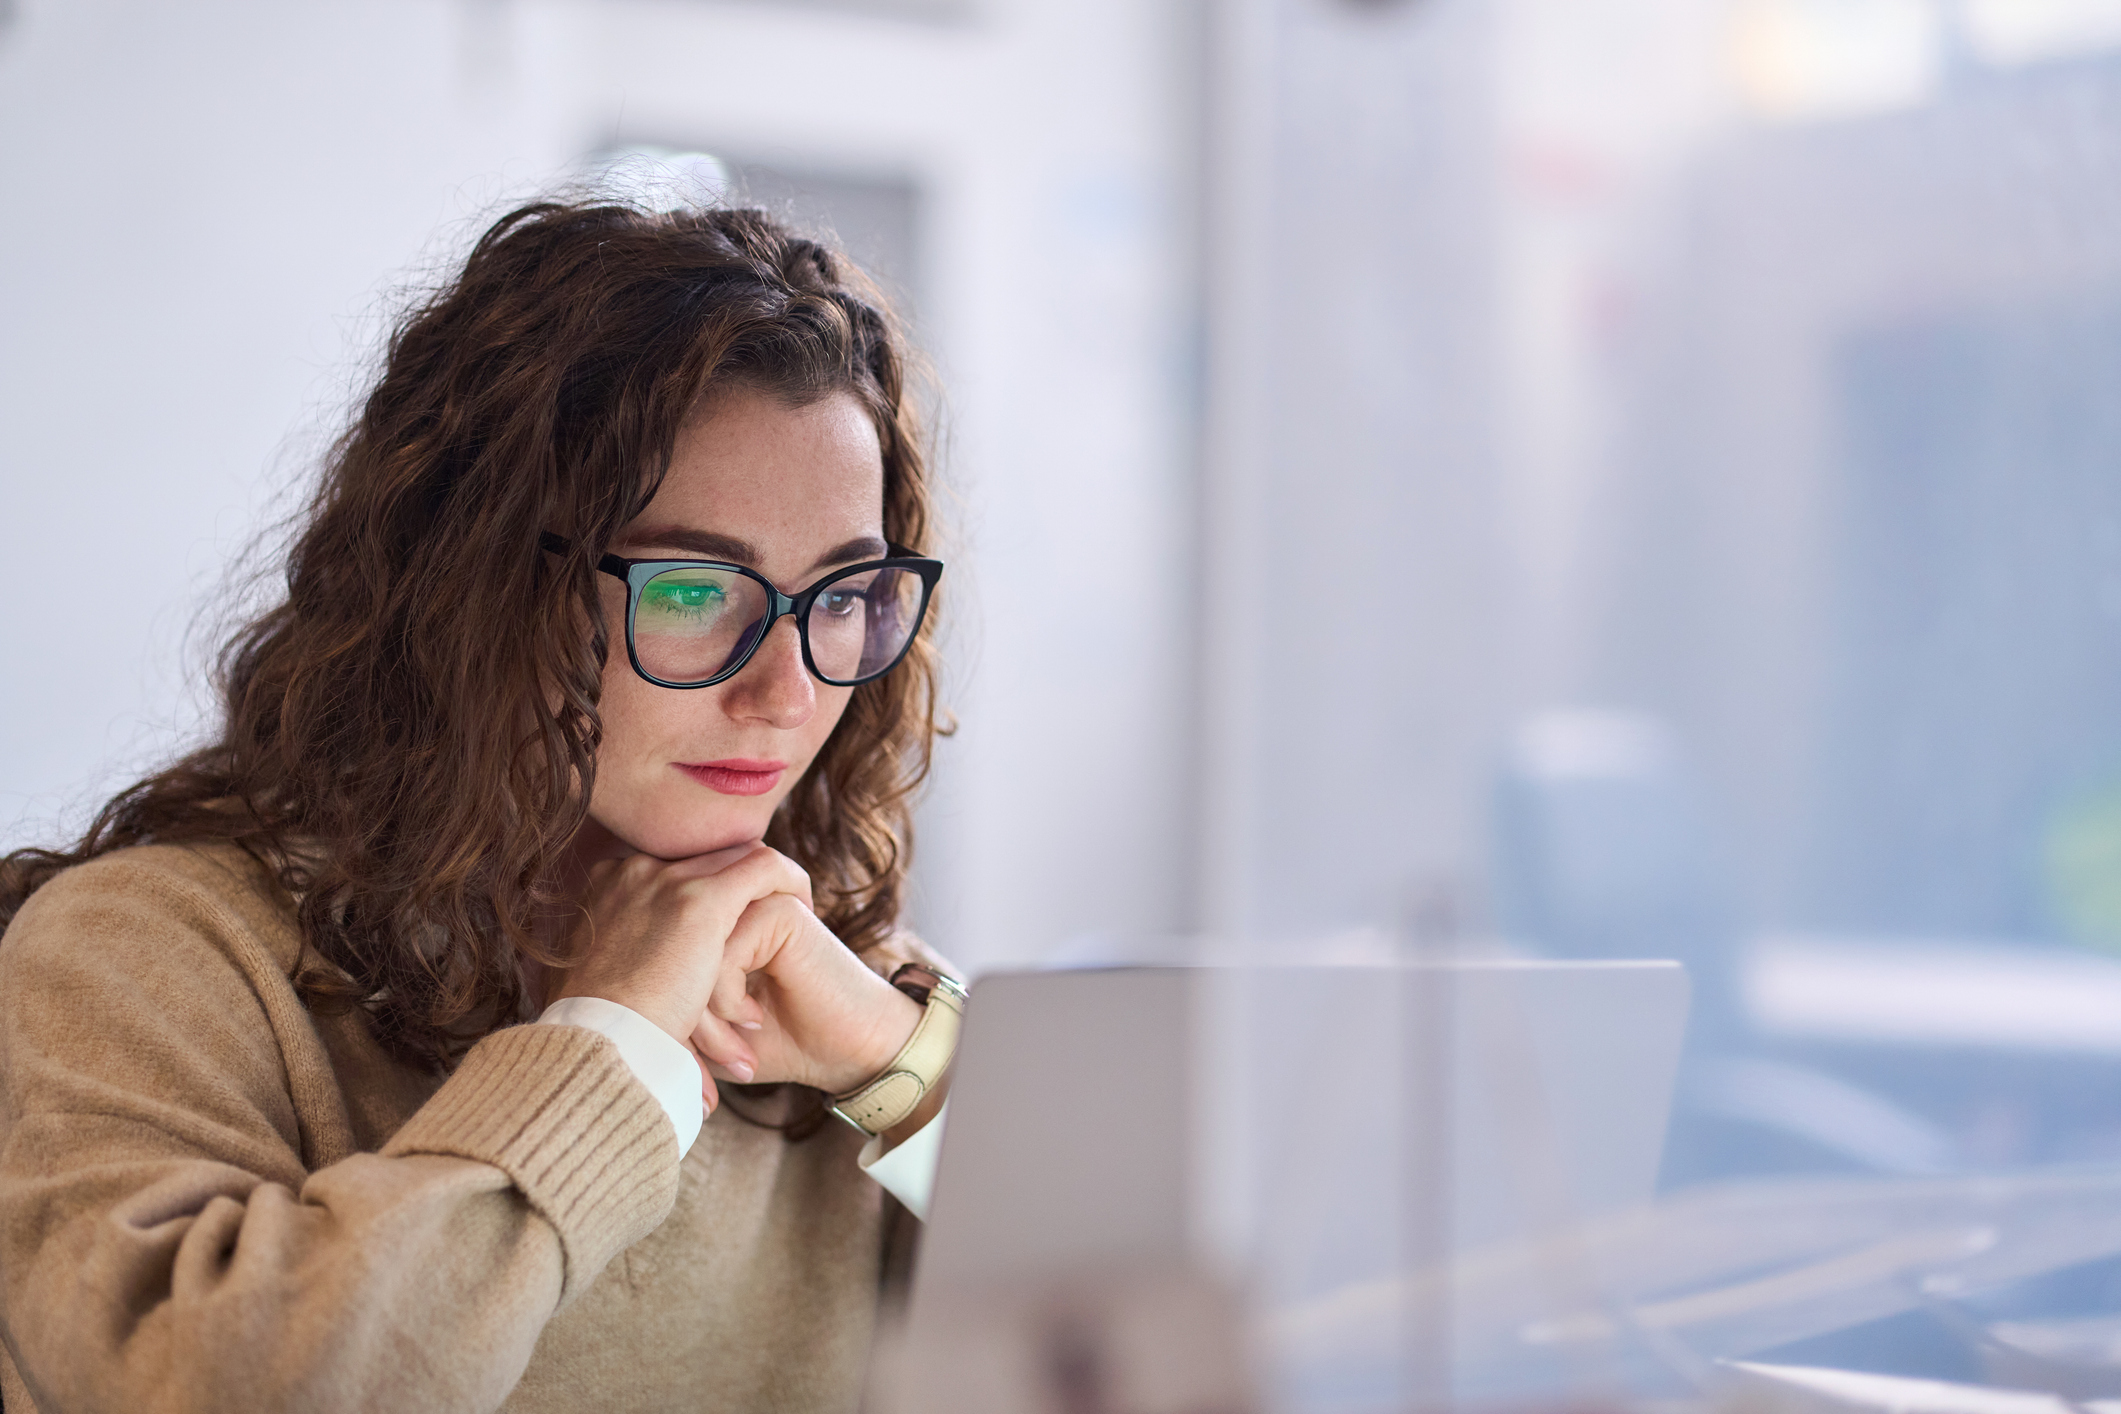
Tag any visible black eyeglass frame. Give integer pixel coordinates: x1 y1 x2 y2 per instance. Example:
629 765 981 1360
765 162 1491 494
540 532 943 690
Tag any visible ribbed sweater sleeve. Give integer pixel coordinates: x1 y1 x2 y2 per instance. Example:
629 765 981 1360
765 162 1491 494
383 1023 680 1301
0 850 682 1414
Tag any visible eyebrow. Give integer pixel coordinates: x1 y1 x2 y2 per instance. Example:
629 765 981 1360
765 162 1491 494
621 525 890 575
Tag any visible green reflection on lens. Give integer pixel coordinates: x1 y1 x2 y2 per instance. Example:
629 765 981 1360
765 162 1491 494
637 570 742 633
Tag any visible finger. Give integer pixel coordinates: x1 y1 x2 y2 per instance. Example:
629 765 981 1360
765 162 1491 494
665 840 779 882
684 1048 720 1115
676 840 763 876
691 1009 757 1084
721 891 819 999
712 893 798 997
763 847 816 909
707 942 771 1030
659 849 813 943
707 968 767 1029
710 845 814 910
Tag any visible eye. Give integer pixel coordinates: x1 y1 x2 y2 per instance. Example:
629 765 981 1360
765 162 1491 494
641 579 730 619
818 588 866 618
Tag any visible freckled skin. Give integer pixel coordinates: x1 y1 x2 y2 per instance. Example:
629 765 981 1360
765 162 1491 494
546 387 932 1114
576 389 884 863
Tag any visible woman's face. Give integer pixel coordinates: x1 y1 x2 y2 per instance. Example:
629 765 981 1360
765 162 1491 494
581 387 886 862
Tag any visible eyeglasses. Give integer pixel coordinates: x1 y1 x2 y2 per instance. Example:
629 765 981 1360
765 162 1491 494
540 532 943 690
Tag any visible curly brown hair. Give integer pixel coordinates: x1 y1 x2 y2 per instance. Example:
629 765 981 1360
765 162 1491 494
0 200 943 1073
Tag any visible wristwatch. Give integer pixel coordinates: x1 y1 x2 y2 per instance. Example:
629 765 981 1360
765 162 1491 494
829 963 967 1135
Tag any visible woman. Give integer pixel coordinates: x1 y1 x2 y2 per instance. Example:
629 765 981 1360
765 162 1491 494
0 198 957 1412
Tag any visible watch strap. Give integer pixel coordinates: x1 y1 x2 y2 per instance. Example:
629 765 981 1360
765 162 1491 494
829 972 966 1135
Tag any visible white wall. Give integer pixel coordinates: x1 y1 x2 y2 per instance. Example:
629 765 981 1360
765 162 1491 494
0 0 1195 972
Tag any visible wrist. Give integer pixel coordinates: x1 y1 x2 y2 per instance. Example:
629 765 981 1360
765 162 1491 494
828 967 966 1136
553 980 692 1047
831 986 923 1094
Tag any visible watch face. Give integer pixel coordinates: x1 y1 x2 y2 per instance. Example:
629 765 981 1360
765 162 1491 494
886 962 967 1017
888 962 945 1006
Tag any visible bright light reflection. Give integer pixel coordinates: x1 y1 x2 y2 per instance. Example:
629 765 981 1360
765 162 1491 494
1747 936 2121 1054
1730 0 1940 121
1964 0 2121 67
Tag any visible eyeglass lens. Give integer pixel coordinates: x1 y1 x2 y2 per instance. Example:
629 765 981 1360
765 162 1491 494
632 564 925 686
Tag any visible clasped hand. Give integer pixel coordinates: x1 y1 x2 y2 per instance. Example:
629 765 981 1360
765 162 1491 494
548 844 921 1112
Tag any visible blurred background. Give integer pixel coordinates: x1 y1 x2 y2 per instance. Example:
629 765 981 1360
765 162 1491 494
12 0 2121 1254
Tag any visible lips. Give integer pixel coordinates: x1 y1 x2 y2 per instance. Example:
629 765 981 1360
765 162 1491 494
675 759 787 797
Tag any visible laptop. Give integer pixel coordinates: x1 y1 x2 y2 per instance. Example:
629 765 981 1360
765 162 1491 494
902 961 1690 1411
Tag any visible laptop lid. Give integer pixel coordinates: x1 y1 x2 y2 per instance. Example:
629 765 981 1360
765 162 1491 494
915 961 1690 1307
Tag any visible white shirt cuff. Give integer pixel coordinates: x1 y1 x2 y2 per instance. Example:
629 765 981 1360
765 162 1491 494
536 996 705 1159
856 1101 947 1220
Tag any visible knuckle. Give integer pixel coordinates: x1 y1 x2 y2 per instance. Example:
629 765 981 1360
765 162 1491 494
674 874 724 904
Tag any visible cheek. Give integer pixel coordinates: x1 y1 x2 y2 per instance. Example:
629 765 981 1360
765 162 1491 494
807 684 857 753
593 619 680 768
593 662 653 769
591 586 633 730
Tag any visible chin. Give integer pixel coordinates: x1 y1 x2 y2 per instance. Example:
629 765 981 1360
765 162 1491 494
622 796 775 861
631 824 763 862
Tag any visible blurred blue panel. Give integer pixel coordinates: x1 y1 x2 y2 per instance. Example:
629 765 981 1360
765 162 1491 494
1818 300 2121 938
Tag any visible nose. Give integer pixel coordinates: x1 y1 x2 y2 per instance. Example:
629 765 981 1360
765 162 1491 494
721 615 815 729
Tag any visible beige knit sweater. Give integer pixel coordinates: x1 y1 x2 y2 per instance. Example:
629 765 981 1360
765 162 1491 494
0 842 900 1414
